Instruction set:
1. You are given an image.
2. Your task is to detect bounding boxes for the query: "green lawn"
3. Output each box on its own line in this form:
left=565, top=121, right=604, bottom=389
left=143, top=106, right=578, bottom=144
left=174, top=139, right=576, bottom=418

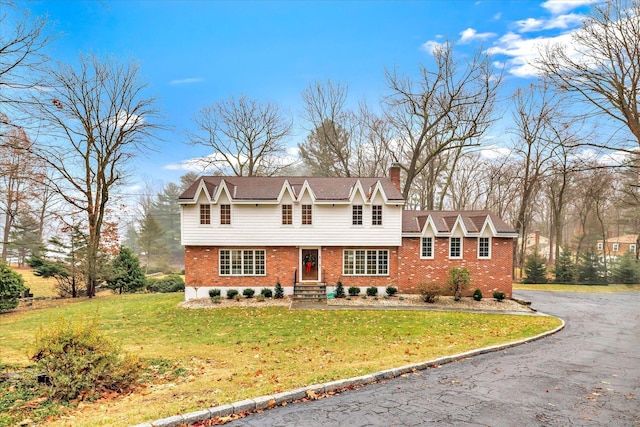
left=514, top=283, right=640, bottom=293
left=0, top=293, right=562, bottom=427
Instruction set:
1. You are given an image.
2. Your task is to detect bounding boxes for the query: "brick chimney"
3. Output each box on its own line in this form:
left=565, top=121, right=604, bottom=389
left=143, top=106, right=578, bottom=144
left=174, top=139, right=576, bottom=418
left=389, top=163, right=401, bottom=192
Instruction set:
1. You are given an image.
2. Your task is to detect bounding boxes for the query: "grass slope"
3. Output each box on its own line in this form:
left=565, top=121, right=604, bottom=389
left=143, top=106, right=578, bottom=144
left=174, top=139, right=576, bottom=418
left=0, top=293, right=561, bottom=426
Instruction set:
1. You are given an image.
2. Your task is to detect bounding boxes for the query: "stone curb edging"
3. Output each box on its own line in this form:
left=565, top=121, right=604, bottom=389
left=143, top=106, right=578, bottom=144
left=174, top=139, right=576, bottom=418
left=132, top=315, right=565, bottom=427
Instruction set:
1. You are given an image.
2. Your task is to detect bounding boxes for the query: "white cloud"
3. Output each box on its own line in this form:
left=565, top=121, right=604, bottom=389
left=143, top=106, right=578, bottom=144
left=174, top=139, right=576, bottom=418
left=541, top=0, right=598, bottom=15
left=169, top=77, right=204, bottom=85
left=516, top=13, right=584, bottom=32
left=459, top=28, right=497, bottom=44
left=480, top=145, right=511, bottom=159
left=421, top=40, right=446, bottom=55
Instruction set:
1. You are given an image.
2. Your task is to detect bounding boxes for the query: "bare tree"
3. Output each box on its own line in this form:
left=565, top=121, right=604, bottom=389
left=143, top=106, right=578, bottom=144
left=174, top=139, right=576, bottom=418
left=537, top=0, right=640, bottom=152
left=31, top=54, right=162, bottom=297
left=190, top=96, right=292, bottom=177
left=383, top=42, right=501, bottom=200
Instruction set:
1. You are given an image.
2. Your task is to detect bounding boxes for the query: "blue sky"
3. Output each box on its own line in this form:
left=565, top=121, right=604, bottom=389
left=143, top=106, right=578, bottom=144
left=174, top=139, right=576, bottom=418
left=22, top=0, right=598, bottom=188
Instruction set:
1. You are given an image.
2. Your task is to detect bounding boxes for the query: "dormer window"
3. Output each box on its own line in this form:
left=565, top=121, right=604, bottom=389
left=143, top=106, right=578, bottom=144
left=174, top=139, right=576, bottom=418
left=372, top=205, right=382, bottom=226
left=199, top=204, right=211, bottom=225
left=282, top=204, right=292, bottom=225
left=352, top=205, right=363, bottom=225
left=220, top=204, right=231, bottom=225
left=302, top=205, right=312, bottom=225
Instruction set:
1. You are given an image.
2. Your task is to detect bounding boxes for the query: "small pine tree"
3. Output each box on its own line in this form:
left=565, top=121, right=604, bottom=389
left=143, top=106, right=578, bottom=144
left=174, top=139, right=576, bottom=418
left=576, top=249, right=606, bottom=284
left=446, top=266, right=471, bottom=300
left=0, top=262, right=26, bottom=312
left=612, top=251, right=640, bottom=284
left=274, top=281, right=284, bottom=299
left=334, top=281, right=345, bottom=298
left=106, top=246, right=147, bottom=294
left=553, top=247, right=575, bottom=284
left=523, top=249, right=548, bottom=284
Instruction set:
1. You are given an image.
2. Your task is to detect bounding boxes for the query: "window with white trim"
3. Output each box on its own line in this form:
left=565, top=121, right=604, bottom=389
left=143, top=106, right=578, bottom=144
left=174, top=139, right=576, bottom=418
left=421, top=237, right=433, bottom=258
left=613, top=243, right=619, bottom=252
left=199, top=204, right=211, bottom=225
left=302, top=204, right=312, bottom=225
left=449, top=237, right=462, bottom=258
left=372, top=205, right=383, bottom=226
left=219, top=249, right=265, bottom=276
left=352, top=205, right=363, bottom=225
left=282, top=204, right=292, bottom=225
left=220, top=204, right=231, bottom=225
left=343, top=249, right=388, bottom=275
left=478, top=237, right=491, bottom=259
left=630, top=244, right=637, bottom=253
left=597, top=242, right=603, bottom=250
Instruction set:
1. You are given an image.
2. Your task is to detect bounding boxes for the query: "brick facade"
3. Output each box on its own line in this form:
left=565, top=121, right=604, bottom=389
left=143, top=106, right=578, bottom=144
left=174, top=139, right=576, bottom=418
left=184, top=237, right=514, bottom=298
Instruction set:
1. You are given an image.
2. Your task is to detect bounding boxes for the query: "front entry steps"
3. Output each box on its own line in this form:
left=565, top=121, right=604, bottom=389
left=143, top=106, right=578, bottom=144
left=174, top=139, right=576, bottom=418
left=291, top=283, right=326, bottom=309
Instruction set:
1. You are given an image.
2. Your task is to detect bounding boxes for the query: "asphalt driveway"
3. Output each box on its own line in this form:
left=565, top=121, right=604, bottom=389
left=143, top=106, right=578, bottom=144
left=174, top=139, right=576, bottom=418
left=229, top=291, right=640, bottom=426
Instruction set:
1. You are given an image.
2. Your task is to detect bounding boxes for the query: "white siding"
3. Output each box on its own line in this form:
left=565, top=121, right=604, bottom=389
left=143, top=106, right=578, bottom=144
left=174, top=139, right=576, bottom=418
left=181, top=198, right=403, bottom=247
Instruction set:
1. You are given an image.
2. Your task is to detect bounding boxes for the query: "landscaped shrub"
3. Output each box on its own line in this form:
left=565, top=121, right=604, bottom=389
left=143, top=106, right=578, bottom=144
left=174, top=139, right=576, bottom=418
left=243, top=288, right=255, bottom=298
left=211, top=296, right=222, bottom=304
left=366, top=286, right=378, bottom=297
left=146, top=275, right=185, bottom=293
left=348, top=286, right=361, bottom=296
left=32, top=317, right=141, bottom=401
left=493, top=291, right=505, bottom=302
left=234, top=293, right=242, bottom=301
left=226, top=289, right=239, bottom=299
left=446, top=266, right=471, bottom=301
left=418, top=282, right=442, bottom=303
left=256, top=294, right=265, bottom=302
left=274, top=282, right=284, bottom=299
left=523, top=249, right=548, bottom=284
left=0, top=262, right=25, bottom=313
left=260, top=288, right=273, bottom=298
left=473, top=289, right=483, bottom=301
left=105, top=246, right=146, bottom=294
left=385, top=286, right=398, bottom=297
left=335, top=281, right=346, bottom=298
left=209, top=289, right=221, bottom=298
left=576, top=249, right=607, bottom=284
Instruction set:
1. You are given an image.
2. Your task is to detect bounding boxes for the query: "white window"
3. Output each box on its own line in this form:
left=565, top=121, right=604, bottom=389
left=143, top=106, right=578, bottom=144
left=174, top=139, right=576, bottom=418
left=630, top=244, right=637, bottom=253
left=613, top=243, right=619, bottom=252
left=597, top=242, right=603, bottom=250
left=372, top=205, right=383, bottom=226
left=282, top=204, right=292, bottom=225
left=302, top=205, right=312, bottom=225
left=421, top=237, right=433, bottom=259
left=478, top=237, right=491, bottom=259
left=449, top=237, right=462, bottom=259
left=199, top=204, right=211, bottom=225
left=220, top=204, right=231, bottom=225
left=352, top=205, right=363, bottom=225
left=343, top=249, right=388, bottom=276
left=219, top=249, right=265, bottom=276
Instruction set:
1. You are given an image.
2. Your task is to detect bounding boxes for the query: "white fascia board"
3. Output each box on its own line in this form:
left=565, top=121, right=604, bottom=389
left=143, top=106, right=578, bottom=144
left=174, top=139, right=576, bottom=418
left=349, top=180, right=368, bottom=204
left=212, top=179, right=232, bottom=204
left=297, top=180, right=316, bottom=202
left=177, top=179, right=213, bottom=205
left=277, top=180, right=297, bottom=202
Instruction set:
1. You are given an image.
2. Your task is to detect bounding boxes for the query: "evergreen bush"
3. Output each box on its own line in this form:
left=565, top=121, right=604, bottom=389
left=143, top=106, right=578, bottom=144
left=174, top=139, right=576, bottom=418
left=366, top=286, right=378, bottom=297
left=612, top=251, right=640, bottom=284
left=209, top=288, right=221, bottom=298
left=0, top=262, right=25, bottom=312
left=553, top=248, right=575, bottom=283
left=226, top=289, right=239, bottom=299
left=242, top=288, right=255, bottom=298
left=348, top=286, right=360, bottom=296
left=385, top=286, right=398, bottom=297
left=274, top=282, right=284, bottom=299
left=493, top=291, right=505, bottom=302
left=260, top=288, right=273, bottom=298
left=146, top=275, right=185, bottom=293
left=473, top=289, right=482, bottom=301
left=334, top=281, right=346, bottom=298
left=523, top=249, right=548, bottom=284
left=446, top=266, right=471, bottom=301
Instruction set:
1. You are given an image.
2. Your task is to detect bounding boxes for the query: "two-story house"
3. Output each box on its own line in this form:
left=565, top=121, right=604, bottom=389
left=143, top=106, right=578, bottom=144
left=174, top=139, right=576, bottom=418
left=178, top=165, right=518, bottom=301
left=596, top=234, right=639, bottom=260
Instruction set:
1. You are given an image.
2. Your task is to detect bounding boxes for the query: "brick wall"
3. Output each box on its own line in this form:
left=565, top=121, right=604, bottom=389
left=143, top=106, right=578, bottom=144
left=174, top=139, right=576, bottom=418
left=184, top=238, right=514, bottom=299
left=397, top=237, right=514, bottom=297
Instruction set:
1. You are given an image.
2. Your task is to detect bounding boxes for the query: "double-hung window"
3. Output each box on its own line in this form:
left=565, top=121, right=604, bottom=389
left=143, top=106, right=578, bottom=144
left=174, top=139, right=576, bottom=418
left=282, top=204, right=292, bottom=225
left=449, top=237, right=462, bottom=259
left=302, top=205, right=312, bottom=225
left=352, top=205, right=363, bottom=225
left=220, top=204, right=231, bottom=225
left=478, top=237, right=491, bottom=259
left=421, top=237, right=433, bottom=258
left=613, top=243, right=619, bottom=252
left=219, top=249, right=265, bottom=276
left=343, top=249, right=388, bottom=275
left=372, top=205, right=382, bottom=226
left=199, top=204, right=211, bottom=225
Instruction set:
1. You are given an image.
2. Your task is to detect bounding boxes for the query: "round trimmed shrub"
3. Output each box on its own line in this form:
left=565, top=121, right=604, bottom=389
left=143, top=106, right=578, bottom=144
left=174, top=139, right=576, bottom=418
left=242, top=288, right=255, bottom=298
left=385, top=286, right=398, bottom=297
left=366, top=286, right=378, bottom=297
left=260, top=288, right=273, bottom=298
left=473, top=289, right=483, bottom=301
left=348, top=286, right=361, bottom=296
left=226, top=289, right=239, bottom=299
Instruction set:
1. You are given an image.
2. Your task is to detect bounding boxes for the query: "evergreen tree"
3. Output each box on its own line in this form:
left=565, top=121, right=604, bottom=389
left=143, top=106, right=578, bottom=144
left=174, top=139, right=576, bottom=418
left=0, top=261, right=26, bottom=312
left=274, top=281, right=284, bottom=299
left=8, top=212, right=42, bottom=267
left=576, top=249, right=606, bottom=284
left=612, top=251, right=640, bottom=284
left=137, top=213, right=168, bottom=273
left=553, top=247, right=575, bottom=284
left=105, top=246, right=147, bottom=294
left=150, top=182, right=183, bottom=265
left=523, top=249, right=548, bottom=284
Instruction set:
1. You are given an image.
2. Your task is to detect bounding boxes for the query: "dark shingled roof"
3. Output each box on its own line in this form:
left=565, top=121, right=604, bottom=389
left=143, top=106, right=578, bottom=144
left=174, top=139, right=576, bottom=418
left=178, top=176, right=404, bottom=203
left=402, top=210, right=516, bottom=236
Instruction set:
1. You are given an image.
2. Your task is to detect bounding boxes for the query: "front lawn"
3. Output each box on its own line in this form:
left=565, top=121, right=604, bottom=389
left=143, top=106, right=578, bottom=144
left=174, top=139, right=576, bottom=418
left=0, top=293, right=561, bottom=426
